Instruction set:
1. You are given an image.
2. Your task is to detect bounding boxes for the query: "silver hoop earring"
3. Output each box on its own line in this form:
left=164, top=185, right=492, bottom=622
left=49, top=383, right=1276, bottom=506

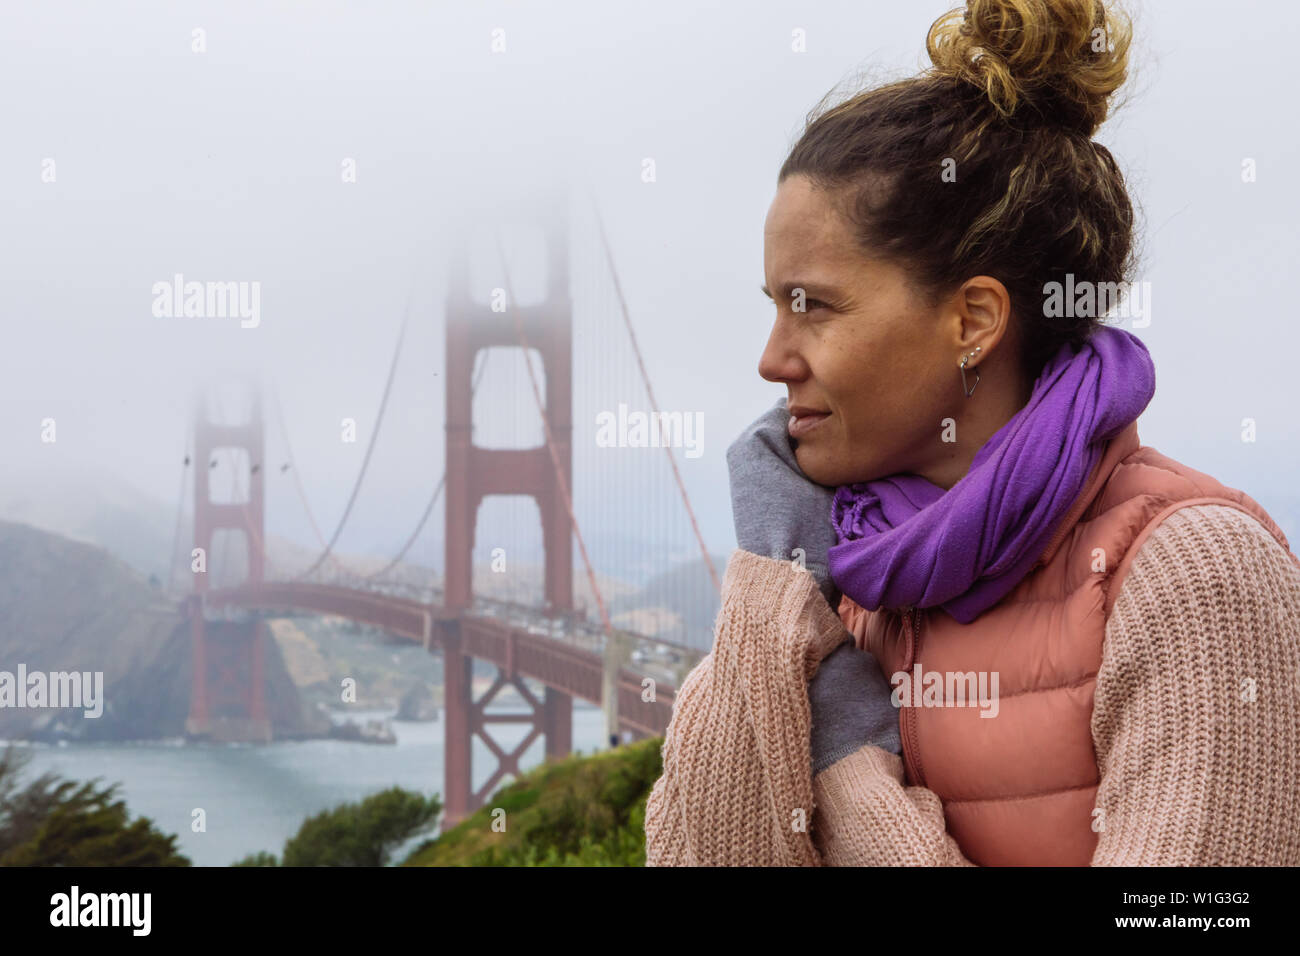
left=960, top=347, right=982, bottom=397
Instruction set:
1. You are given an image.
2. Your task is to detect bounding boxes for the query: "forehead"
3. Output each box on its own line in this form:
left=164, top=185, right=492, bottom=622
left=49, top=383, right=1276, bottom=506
left=764, top=176, right=861, bottom=272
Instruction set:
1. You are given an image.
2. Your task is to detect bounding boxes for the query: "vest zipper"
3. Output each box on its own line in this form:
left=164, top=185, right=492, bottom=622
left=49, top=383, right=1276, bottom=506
left=900, top=606, right=926, bottom=787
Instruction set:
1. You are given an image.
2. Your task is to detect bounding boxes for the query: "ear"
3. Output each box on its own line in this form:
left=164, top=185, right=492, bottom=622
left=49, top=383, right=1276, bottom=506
left=953, top=275, right=1012, bottom=361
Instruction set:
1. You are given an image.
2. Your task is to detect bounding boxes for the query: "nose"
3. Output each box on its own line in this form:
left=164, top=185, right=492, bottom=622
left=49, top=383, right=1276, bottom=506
left=757, top=313, right=806, bottom=384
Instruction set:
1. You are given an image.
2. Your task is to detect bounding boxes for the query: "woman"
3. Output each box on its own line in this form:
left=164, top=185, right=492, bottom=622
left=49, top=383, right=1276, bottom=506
left=644, top=0, right=1300, bottom=866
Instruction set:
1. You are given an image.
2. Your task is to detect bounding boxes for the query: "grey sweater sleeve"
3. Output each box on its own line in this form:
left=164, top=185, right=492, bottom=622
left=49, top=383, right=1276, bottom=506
left=809, top=639, right=903, bottom=774
left=726, top=397, right=841, bottom=608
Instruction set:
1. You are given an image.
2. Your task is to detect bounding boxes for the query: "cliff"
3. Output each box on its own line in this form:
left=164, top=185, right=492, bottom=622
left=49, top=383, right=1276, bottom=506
left=0, top=520, right=322, bottom=741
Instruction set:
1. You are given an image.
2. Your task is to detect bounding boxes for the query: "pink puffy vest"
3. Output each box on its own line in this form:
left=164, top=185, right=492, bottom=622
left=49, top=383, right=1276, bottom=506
left=837, top=420, right=1295, bottom=866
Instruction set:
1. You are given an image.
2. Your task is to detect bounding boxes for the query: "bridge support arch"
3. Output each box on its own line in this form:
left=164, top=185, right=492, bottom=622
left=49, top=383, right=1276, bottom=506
left=439, top=622, right=574, bottom=827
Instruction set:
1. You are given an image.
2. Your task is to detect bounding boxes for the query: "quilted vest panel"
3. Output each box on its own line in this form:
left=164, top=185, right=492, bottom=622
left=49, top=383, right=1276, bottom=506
left=836, top=420, right=1294, bottom=866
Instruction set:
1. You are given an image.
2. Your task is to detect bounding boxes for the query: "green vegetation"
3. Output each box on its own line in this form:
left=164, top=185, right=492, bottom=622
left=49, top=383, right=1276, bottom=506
left=402, top=735, right=663, bottom=867
left=0, top=734, right=667, bottom=868
left=0, top=745, right=188, bottom=866
left=231, top=786, right=441, bottom=866
left=230, top=850, right=278, bottom=867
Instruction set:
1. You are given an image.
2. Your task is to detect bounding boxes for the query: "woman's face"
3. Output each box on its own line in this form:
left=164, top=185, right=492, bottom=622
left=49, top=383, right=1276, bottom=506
left=759, top=174, right=966, bottom=488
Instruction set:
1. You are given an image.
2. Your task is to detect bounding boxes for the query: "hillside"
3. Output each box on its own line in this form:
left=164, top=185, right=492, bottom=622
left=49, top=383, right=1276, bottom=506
left=0, top=463, right=175, bottom=584
left=0, top=520, right=320, bottom=741
left=609, top=552, right=726, bottom=648
left=402, top=736, right=663, bottom=866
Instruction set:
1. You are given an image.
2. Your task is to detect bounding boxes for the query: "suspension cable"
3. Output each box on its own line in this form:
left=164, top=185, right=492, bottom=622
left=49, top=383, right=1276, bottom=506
left=362, top=348, right=491, bottom=583
left=496, top=233, right=613, bottom=635
left=166, top=423, right=192, bottom=594
left=295, top=296, right=411, bottom=580
left=586, top=187, right=722, bottom=594
left=268, top=384, right=360, bottom=580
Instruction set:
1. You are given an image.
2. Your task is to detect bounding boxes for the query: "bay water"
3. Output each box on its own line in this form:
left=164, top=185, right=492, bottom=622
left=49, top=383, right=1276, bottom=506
left=10, top=701, right=612, bottom=866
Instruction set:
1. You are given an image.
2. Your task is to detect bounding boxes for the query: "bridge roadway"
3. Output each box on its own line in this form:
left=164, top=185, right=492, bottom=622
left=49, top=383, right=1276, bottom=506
left=202, top=581, right=697, bottom=739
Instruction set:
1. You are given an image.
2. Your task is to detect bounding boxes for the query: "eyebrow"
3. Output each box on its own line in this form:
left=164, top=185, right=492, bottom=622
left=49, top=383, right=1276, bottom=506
left=759, top=281, right=842, bottom=301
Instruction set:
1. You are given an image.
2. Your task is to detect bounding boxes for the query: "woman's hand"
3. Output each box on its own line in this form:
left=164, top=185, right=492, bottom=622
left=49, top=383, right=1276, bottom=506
left=809, top=639, right=903, bottom=768
left=726, top=396, right=841, bottom=607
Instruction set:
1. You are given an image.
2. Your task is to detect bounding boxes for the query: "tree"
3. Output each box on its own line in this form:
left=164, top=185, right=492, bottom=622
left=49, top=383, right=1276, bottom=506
left=231, top=850, right=278, bottom=867
left=277, top=787, right=441, bottom=867
left=0, top=745, right=188, bottom=866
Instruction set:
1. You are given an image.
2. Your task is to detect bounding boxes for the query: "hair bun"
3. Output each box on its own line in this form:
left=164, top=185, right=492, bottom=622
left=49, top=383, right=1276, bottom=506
left=926, top=0, right=1132, bottom=136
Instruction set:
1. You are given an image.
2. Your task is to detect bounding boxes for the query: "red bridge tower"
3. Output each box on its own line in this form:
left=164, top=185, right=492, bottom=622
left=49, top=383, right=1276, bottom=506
left=187, top=383, right=272, bottom=743
left=441, top=192, right=576, bottom=824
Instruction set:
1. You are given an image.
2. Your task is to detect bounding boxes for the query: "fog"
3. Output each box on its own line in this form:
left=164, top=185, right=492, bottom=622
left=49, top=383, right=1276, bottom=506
left=3, top=0, right=1297, bottom=577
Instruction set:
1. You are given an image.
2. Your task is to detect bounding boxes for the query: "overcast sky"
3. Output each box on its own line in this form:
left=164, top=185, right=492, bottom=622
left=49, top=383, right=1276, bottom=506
left=2, top=0, right=1297, bottom=575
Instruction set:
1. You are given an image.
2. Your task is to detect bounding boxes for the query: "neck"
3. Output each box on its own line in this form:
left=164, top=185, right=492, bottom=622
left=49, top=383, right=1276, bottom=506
left=916, top=377, right=1034, bottom=491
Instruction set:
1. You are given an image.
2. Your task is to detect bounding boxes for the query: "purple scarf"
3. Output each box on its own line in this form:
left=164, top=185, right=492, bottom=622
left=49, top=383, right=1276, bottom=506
left=827, top=325, right=1156, bottom=624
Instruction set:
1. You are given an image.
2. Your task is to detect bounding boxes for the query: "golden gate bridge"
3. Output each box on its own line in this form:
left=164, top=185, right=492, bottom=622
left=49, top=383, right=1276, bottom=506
left=161, top=188, right=723, bottom=826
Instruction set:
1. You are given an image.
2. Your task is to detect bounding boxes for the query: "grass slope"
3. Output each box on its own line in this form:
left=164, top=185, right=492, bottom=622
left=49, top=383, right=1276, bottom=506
left=402, top=736, right=663, bottom=867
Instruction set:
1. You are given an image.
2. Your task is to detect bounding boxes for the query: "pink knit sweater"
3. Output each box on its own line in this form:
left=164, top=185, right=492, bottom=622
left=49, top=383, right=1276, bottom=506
left=643, top=504, right=1300, bottom=865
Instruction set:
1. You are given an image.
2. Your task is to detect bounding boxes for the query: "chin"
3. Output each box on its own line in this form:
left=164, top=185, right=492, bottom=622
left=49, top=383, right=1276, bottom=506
left=794, top=446, right=843, bottom=487
left=799, top=444, right=886, bottom=487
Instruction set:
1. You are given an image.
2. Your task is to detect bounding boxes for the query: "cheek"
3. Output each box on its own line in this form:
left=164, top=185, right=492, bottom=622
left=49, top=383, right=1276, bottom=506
left=823, top=326, right=913, bottom=425
left=822, top=329, right=949, bottom=473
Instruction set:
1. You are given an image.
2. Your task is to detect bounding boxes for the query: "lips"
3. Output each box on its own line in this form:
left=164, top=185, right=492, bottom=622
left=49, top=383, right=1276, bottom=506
left=787, top=405, right=831, bottom=439
left=787, top=404, right=829, bottom=419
